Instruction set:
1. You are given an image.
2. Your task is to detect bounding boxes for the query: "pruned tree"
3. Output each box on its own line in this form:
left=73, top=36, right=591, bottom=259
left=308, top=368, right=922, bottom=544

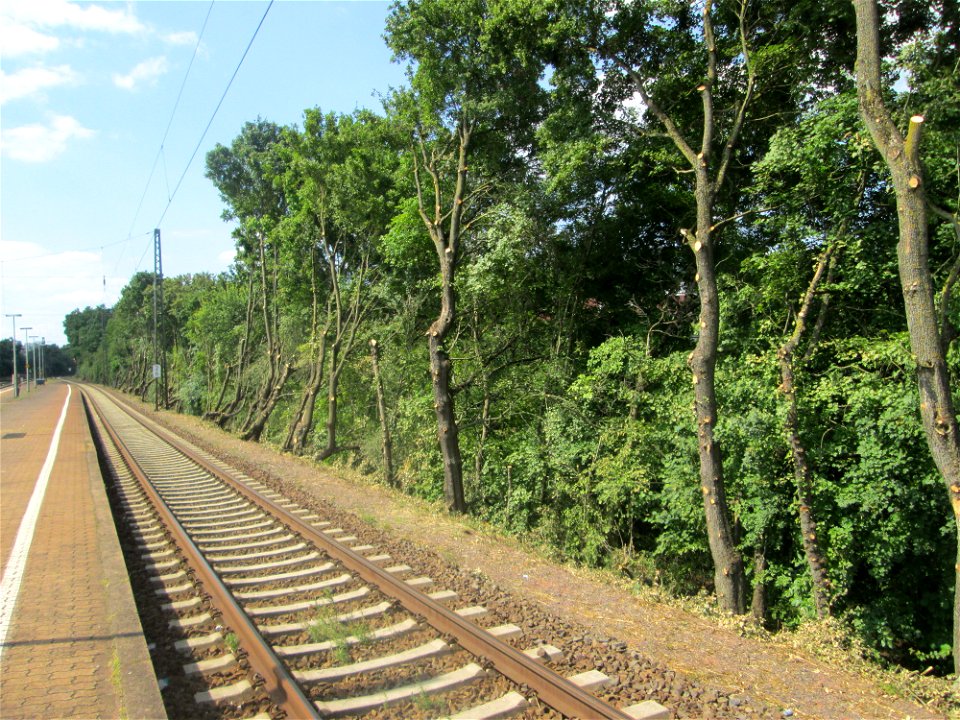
left=853, top=0, right=960, bottom=674
left=602, top=0, right=759, bottom=613
left=279, top=109, right=399, bottom=457
left=369, top=338, right=396, bottom=486
left=385, top=0, right=553, bottom=513
left=203, top=271, right=257, bottom=428
left=749, top=91, right=875, bottom=618
left=206, top=120, right=291, bottom=443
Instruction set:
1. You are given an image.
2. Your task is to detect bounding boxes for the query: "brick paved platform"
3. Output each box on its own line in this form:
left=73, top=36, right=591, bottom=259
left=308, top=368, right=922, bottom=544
left=0, top=380, right=167, bottom=719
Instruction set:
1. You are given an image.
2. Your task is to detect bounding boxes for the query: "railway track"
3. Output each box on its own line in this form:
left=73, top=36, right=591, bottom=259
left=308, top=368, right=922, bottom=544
left=81, top=384, right=670, bottom=719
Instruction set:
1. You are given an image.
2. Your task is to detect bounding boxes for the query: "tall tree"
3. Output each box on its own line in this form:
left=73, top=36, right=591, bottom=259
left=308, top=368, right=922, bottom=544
left=206, top=120, right=291, bottom=443
left=279, top=109, right=399, bottom=457
left=201, top=271, right=257, bottom=428
left=749, top=91, right=874, bottom=618
left=64, top=305, right=111, bottom=382
left=601, top=0, right=761, bottom=613
left=853, top=0, right=960, bottom=674
left=385, top=0, right=552, bottom=512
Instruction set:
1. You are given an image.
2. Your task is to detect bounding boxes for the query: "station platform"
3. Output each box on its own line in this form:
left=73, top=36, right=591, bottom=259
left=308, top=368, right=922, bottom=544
left=0, top=380, right=166, bottom=719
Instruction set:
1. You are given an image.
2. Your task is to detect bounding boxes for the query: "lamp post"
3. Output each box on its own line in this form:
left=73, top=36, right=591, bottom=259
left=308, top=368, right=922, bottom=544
left=4, top=313, right=21, bottom=397
left=40, top=337, right=45, bottom=382
left=20, top=326, right=32, bottom=392
left=28, top=336, right=39, bottom=389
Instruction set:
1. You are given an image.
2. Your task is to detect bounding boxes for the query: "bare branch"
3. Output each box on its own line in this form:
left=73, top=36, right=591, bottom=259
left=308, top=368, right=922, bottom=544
left=710, top=206, right=775, bottom=233
left=701, top=0, right=717, bottom=160
left=623, top=65, right=698, bottom=167
left=715, top=0, right=756, bottom=192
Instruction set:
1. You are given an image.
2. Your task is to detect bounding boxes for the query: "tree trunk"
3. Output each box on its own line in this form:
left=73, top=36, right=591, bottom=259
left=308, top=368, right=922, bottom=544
left=283, top=248, right=329, bottom=455
left=430, top=324, right=465, bottom=512
left=240, top=354, right=276, bottom=435
left=475, top=388, right=491, bottom=488
left=370, top=338, right=395, bottom=487
left=627, top=0, right=753, bottom=614
left=290, top=377, right=321, bottom=454
left=779, top=243, right=836, bottom=618
left=205, top=273, right=256, bottom=427
left=853, top=0, right=960, bottom=675
left=283, top=350, right=323, bottom=454
left=239, top=233, right=286, bottom=442
left=751, top=543, right=768, bottom=624
left=428, top=244, right=466, bottom=512
left=208, top=362, right=233, bottom=416
left=318, top=346, right=341, bottom=460
left=240, top=360, right=291, bottom=442
left=687, top=171, right=747, bottom=614
left=471, top=313, right=492, bottom=489
left=284, top=346, right=325, bottom=454
left=413, top=119, right=471, bottom=514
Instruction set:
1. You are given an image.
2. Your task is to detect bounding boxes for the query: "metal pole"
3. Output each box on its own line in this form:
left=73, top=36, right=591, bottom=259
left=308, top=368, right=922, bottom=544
left=21, top=326, right=32, bottom=392
left=29, top=336, right=38, bottom=388
left=153, top=228, right=164, bottom=411
left=5, top=313, right=21, bottom=397
left=40, top=337, right=45, bottom=381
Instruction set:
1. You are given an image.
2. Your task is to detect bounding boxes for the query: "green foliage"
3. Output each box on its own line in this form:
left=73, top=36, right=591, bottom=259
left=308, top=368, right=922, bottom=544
left=64, top=305, right=111, bottom=381
left=65, top=0, right=960, bottom=678
left=534, top=338, right=710, bottom=587
left=808, top=336, right=953, bottom=660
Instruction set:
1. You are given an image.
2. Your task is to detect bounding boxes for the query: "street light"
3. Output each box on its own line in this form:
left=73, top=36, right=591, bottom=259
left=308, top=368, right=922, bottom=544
left=28, top=336, right=39, bottom=389
left=4, top=313, right=21, bottom=397
left=20, top=327, right=31, bottom=392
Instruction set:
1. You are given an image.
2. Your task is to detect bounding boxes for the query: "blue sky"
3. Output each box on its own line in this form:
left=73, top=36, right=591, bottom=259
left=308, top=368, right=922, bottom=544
left=0, top=0, right=407, bottom=346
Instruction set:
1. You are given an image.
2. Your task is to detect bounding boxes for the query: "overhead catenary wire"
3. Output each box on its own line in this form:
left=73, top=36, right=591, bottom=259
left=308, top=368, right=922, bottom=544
left=125, top=0, right=215, bottom=243
left=154, top=0, right=275, bottom=229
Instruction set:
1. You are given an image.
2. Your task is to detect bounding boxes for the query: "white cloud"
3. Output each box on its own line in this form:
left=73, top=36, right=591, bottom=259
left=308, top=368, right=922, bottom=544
left=1, top=114, right=94, bottom=163
left=0, top=0, right=144, bottom=59
left=0, top=64, right=78, bottom=103
left=0, top=20, right=59, bottom=56
left=0, top=240, right=118, bottom=346
left=1, top=0, right=144, bottom=35
left=164, top=30, right=197, bottom=46
left=113, top=56, right=168, bottom=91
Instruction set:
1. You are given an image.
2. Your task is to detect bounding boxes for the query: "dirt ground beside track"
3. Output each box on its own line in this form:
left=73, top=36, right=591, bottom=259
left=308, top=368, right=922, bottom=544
left=122, top=392, right=950, bottom=720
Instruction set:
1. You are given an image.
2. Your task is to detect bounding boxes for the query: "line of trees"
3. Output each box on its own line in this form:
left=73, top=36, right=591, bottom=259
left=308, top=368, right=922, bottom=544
left=66, top=0, right=959, bottom=676
left=0, top=339, right=74, bottom=380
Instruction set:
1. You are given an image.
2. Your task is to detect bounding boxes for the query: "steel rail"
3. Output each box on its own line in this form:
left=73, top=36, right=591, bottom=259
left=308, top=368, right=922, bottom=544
left=101, top=388, right=632, bottom=720
left=81, top=388, right=320, bottom=720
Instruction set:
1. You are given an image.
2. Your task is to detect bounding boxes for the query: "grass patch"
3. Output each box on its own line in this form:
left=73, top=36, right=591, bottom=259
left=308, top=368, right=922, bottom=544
left=357, top=511, right=379, bottom=528
left=224, top=631, right=240, bottom=655
left=306, top=595, right=374, bottom=665
left=413, top=688, right=445, bottom=714
left=109, top=645, right=129, bottom=720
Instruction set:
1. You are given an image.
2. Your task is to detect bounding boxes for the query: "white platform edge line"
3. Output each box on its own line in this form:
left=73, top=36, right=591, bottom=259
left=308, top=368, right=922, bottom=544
left=0, top=384, right=73, bottom=662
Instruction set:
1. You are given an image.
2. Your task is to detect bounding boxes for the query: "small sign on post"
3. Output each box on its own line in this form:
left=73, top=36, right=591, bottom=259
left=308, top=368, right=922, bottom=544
left=152, top=364, right=161, bottom=379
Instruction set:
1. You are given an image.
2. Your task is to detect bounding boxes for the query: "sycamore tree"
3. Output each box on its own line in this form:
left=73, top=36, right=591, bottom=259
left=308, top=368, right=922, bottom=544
left=384, top=0, right=554, bottom=513
left=278, top=109, right=401, bottom=457
left=852, top=0, right=960, bottom=675
left=206, top=119, right=291, bottom=442
left=597, top=0, right=765, bottom=614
